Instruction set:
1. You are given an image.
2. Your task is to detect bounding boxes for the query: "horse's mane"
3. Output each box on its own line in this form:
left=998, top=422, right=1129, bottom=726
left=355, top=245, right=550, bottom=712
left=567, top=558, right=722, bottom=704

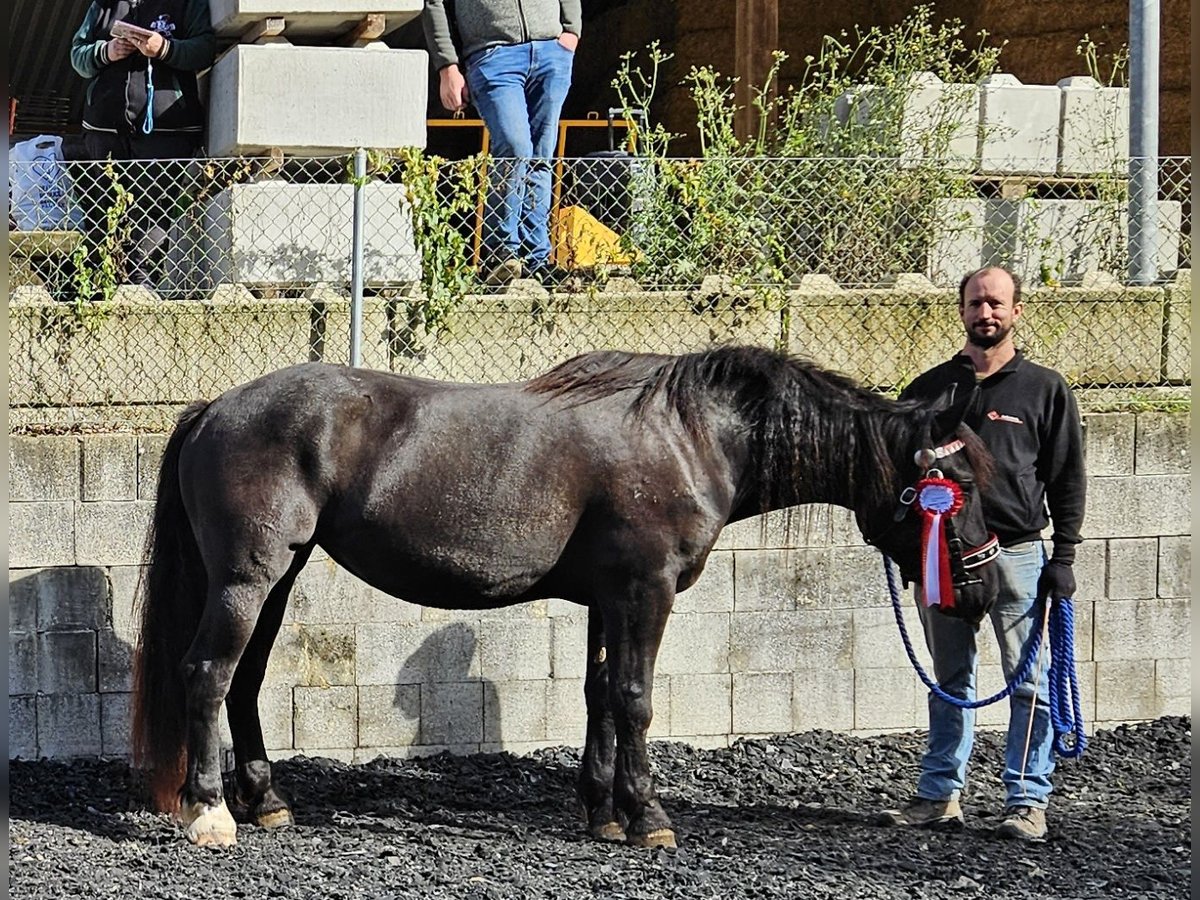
left=527, top=346, right=987, bottom=509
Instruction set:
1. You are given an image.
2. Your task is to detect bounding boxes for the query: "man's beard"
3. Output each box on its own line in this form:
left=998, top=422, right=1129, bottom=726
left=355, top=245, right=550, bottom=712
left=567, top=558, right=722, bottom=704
left=966, top=321, right=1012, bottom=348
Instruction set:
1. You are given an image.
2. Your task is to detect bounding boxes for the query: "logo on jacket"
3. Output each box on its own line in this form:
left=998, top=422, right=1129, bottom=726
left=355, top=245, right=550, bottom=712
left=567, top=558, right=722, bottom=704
left=150, top=14, right=176, bottom=35
left=986, top=410, right=1025, bottom=425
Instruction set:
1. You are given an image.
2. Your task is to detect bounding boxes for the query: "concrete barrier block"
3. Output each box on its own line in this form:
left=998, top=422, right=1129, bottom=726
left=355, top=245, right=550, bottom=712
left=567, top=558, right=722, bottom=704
left=732, top=672, right=792, bottom=734
left=669, top=673, right=732, bottom=736
left=1083, top=413, right=1135, bottom=476
left=10, top=631, right=37, bottom=695
left=733, top=549, right=829, bottom=611
left=10, top=436, right=78, bottom=501
left=1135, top=413, right=1190, bottom=475
left=420, top=681, right=483, bottom=745
left=81, top=435, right=138, bottom=501
left=10, top=502, right=75, bottom=568
left=675, top=551, right=734, bottom=614
left=550, top=616, right=586, bottom=680
left=99, top=628, right=134, bottom=693
left=1085, top=475, right=1190, bottom=538
left=1107, top=538, right=1159, bottom=600
left=1163, top=269, right=1190, bottom=381
left=206, top=45, right=427, bottom=157
left=208, top=1, right=422, bottom=38
left=37, top=694, right=102, bottom=758
left=137, top=435, right=167, bottom=500
left=109, top=566, right=142, bottom=635
left=792, top=668, right=854, bottom=732
left=1095, top=659, right=1163, bottom=721
left=485, top=680, right=548, bottom=744
left=978, top=74, right=1061, bottom=175
left=100, top=693, right=132, bottom=758
left=294, top=685, right=357, bottom=749
left=852, top=606, right=933, bottom=671
left=18, top=566, right=108, bottom=631
left=927, top=198, right=983, bottom=286
left=731, top=610, right=852, bottom=673
left=1057, top=77, right=1129, bottom=175
left=292, top=555, right=420, bottom=624
left=545, top=678, right=586, bottom=742
left=9, top=571, right=38, bottom=631
left=1157, top=536, right=1190, bottom=599
left=260, top=686, right=295, bottom=751
left=657, top=613, right=730, bottom=675
left=1155, top=657, right=1190, bottom=717
left=1073, top=540, right=1105, bottom=607
left=478, top=619, right=551, bottom=681
left=266, top=623, right=356, bottom=686
left=38, top=631, right=97, bottom=694
left=854, top=667, right=921, bottom=731
left=355, top=621, right=477, bottom=685
left=10, top=697, right=37, bottom=759
left=1093, top=599, right=1189, bottom=661
left=75, top=501, right=154, bottom=566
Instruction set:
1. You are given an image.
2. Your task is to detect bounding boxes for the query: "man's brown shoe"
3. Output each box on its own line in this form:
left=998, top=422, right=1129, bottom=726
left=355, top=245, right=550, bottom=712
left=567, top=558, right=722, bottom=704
left=879, top=797, right=964, bottom=829
left=997, top=805, right=1047, bottom=841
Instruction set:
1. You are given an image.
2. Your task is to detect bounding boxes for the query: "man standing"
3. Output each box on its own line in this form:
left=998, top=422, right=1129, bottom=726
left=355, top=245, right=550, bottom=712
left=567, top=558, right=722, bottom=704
left=882, top=265, right=1086, bottom=841
left=423, top=0, right=580, bottom=285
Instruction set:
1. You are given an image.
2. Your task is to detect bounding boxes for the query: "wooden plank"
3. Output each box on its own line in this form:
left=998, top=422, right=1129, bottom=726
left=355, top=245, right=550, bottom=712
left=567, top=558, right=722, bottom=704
left=241, top=16, right=287, bottom=44
left=338, top=14, right=386, bottom=47
left=734, top=0, right=778, bottom=142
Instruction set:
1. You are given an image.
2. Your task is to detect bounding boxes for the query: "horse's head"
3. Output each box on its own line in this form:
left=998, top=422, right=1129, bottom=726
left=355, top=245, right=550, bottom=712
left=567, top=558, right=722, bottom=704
left=859, top=406, right=1000, bottom=627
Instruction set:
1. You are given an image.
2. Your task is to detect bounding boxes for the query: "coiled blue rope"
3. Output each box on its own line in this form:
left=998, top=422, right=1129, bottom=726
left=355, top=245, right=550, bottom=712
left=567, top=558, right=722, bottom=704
left=143, top=60, right=155, bottom=134
left=883, top=555, right=1087, bottom=758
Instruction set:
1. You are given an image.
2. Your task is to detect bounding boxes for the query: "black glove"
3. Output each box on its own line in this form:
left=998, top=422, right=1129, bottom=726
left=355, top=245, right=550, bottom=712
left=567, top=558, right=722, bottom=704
left=1037, top=560, right=1076, bottom=602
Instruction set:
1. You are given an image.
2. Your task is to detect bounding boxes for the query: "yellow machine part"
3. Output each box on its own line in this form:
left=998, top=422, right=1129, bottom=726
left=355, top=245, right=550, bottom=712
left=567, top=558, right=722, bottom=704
left=551, top=205, right=636, bottom=269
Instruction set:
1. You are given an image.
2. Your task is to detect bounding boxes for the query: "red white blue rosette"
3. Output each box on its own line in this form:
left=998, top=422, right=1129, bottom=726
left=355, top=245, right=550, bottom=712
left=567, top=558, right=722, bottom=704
left=916, top=477, right=963, bottom=610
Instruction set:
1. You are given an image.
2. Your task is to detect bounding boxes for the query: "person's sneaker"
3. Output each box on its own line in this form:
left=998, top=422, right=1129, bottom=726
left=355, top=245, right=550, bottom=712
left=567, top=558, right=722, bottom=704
left=879, top=797, right=964, bottom=829
left=997, top=806, right=1047, bottom=841
left=484, top=258, right=523, bottom=286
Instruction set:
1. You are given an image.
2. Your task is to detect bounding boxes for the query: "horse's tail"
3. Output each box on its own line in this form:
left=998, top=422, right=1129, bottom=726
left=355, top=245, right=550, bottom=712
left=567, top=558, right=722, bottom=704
left=131, top=400, right=210, bottom=813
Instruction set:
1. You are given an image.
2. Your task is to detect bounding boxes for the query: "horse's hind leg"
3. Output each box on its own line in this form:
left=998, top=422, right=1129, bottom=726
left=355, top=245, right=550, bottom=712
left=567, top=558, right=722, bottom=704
left=579, top=609, right=624, bottom=842
left=226, top=544, right=313, bottom=830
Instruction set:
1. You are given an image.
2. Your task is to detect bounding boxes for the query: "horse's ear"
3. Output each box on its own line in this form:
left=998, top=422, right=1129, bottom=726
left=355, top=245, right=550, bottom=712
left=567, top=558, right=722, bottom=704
left=931, top=384, right=975, bottom=442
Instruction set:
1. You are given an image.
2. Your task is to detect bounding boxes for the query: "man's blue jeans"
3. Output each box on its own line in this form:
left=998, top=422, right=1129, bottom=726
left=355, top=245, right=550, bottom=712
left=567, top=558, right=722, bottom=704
left=915, top=542, right=1054, bottom=809
left=465, top=39, right=574, bottom=270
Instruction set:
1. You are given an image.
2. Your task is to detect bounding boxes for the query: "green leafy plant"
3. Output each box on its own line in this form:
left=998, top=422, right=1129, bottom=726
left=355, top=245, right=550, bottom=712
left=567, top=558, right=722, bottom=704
left=65, top=159, right=133, bottom=330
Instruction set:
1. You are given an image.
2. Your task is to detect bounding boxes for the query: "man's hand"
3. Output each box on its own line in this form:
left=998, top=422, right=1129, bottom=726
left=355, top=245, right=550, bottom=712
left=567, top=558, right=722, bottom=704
left=128, top=30, right=166, bottom=58
left=557, top=31, right=579, bottom=51
left=105, top=38, right=137, bottom=61
left=439, top=64, right=469, bottom=112
left=1037, top=560, right=1076, bottom=603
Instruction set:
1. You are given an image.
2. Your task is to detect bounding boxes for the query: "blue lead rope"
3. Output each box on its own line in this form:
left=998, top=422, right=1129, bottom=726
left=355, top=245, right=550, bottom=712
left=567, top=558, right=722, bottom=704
left=883, top=555, right=1087, bottom=758
left=143, top=60, right=155, bottom=134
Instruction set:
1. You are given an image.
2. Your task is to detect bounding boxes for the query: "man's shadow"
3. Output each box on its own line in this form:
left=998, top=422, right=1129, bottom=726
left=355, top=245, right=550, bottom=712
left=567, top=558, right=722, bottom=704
left=393, top=622, right=502, bottom=747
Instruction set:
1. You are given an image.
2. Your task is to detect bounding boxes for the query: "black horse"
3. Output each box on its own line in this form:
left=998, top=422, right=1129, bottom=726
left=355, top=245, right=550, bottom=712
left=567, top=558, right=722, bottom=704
left=131, top=345, right=999, bottom=848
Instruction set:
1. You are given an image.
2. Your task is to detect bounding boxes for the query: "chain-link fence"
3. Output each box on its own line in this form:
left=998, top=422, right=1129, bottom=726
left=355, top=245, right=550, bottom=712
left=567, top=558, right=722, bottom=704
left=9, top=153, right=1191, bottom=432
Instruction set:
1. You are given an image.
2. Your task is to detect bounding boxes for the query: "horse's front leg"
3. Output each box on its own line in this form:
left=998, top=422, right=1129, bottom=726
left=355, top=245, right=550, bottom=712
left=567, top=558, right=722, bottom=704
left=600, top=578, right=676, bottom=848
left=579, top=608, right=623, bottom=841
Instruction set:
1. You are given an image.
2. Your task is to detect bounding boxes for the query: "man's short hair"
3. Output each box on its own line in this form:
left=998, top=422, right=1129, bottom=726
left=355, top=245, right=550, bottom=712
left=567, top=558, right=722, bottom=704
left=958, top=265, right=1022, bottom=306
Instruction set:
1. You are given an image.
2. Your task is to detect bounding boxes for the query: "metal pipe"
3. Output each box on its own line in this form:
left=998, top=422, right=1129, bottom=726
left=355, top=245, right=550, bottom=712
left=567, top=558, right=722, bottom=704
left=1128, top=0, right=1160, bottom=285
left=349, top=147, right=367, bottom=366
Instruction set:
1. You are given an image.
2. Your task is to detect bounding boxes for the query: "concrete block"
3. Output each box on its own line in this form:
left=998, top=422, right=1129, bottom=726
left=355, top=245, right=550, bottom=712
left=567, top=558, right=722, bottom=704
left=10, top=435, right=78, bottom=501
left=1164, top=269, right=1190, bottom=380
left=356, top=621, right=479, bottom=685
left=1093, top=599, right=1189, bottom=661
left=852, top=606, right=933, bottom=671
left=716, top=506, right=859, bottom=551
left=8, top=570, right=38, bottom=630
left=1072, top=541, right=1106, bottom=608
left=13, top=566, right=107, bottom=630
left=656, top=613, right=730, bottom=675
left=478, top=618, right=551, bottom=681
left=545, top=598, right=586, bottom=619
left=1156, top=536, right=1190, bottom=599
left=260, top=686, right=295, bottom=750
left=732, top=672, right=792, bottom=734
left=137, top=435, right=167, bottom=500
left=206, top=45, right=427, bottom=157
left=545, top=678, right=587, bottom=743
left=292, top=555, right=420, bottom=624
left=1135, top=413, right=1189, bottom=475
left=1155, top=657, right=1190, bottom=717
left=1095, top=659, right=1163, bottom=721
left=1083, top=413, right=1135, bottom=476
left=100, top=693, right=132, bottom=758
left=109, top=566, right=142, bottom=635
left=550, top=616, right=586, bottom=680
left=927, top=198, right=983, bottom=286
left=1107, top=538, right=1159, bottom=600
left=99, top=628, right=134, bottom=693
left=37, top=694, right=102, bottom=758
left=854, top=667, right=921, bottom=731
left=420, top=681, right=483, bottom=745
left=265, top=623, right=356, bottom=687
left=294, top=685, right=357, bottom=749
left=1057, top=77, right=1130, bottom=175
left=730, top=610, right=852, bottom=673
left=669, top=673, right=731, bottom=736
left=37, top=631, right=97, bottom=694
left=485, top=680, right=547, bottom=744
left=1085, top=476, right=1190, bottom=538
left=792, top=668, right=854, bottom=732
left=75, top=501, right=154, bottom=565
left=10, top=631, right=37, bottom=695
left=733, top=549, right=830, bottom=611
left=208, top=1, right=422, bottom=38
left=81, top=435, right=138, bottom=501
left=647, top=676, right=672, bottom=738
left=978, top=74, right=1061, bottom=175
left=358, top=683, right=419, bottom=748
left=10, top=697, right=37, bottom=759
left=675, top=551, right=734, bottom=614
left=10, top=502, right=75, bottom=568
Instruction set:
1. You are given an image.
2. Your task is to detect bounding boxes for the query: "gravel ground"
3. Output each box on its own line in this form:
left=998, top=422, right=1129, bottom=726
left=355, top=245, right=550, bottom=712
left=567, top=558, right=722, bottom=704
left=11, top=716, right=1189, bottom=900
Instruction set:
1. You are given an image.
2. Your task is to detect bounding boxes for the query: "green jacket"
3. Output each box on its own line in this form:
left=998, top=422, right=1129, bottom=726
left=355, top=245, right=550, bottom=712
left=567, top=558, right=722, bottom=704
left=422, top=0, right=582, bottom=71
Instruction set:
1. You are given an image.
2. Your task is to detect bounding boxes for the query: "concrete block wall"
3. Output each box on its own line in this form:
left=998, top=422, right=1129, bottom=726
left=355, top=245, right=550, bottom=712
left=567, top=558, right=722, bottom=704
left=8, top=412, right=1190, bottom=761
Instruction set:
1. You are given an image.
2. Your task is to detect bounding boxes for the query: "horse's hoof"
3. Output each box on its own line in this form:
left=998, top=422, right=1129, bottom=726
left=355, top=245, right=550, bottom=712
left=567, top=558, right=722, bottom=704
left=626, top=827, right=676, bottom=849
left=256, top=808, right=295, bottom=830
left=589, top=821, right=626, bottom=843
left=180, top=799, right=238, bottom=847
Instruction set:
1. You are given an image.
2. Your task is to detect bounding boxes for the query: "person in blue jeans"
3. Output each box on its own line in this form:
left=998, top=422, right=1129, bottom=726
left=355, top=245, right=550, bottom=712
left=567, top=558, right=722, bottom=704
left=423, top=0, right=579, bottom=285
left=883, top=266, right=1086, bottom=841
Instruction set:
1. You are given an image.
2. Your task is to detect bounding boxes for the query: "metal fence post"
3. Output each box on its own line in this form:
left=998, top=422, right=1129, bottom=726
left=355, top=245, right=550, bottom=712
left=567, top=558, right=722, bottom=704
left=1128, top=0, right=1160, bottom=285
left=349, top=147, right=367, bottom=366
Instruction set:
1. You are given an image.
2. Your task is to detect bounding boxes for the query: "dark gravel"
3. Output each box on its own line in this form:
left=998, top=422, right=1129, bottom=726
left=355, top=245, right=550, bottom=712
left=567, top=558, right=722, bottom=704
left=11, top=716, right=1190, bottom=900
